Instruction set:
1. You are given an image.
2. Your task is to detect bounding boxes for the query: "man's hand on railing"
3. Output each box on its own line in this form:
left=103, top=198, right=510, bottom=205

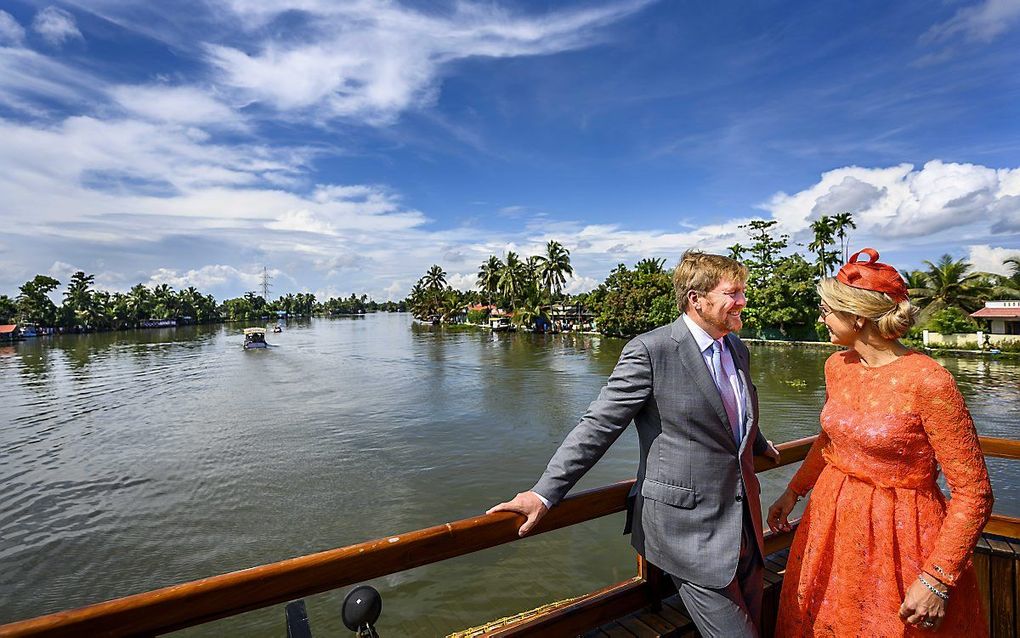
left=486, top=491, right=549, bottom=537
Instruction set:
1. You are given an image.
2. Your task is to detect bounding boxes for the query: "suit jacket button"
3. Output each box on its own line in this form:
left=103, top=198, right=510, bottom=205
left=735, top=495, right=743, bottom=502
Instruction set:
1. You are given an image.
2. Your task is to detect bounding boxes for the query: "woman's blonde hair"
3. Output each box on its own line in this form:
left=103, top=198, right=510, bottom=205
left=818, top=277, right=917, bottom=339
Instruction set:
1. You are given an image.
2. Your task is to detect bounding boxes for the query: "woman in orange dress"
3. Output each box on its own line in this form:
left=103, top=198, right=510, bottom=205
left=767, top=248, right=993, bottom=637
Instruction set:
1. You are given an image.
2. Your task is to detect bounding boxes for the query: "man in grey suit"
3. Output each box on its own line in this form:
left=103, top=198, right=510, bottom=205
left=488, top=250, right=779, bottom=638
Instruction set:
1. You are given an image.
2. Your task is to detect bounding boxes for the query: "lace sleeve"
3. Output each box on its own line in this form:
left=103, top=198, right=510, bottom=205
left=918, top=368, right=994, bottom=585
left=788, top=429, right=830, bottom=497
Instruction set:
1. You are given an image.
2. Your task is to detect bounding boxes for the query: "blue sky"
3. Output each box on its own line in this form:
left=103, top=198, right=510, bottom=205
left=0, top=0, right=1018, bottom=301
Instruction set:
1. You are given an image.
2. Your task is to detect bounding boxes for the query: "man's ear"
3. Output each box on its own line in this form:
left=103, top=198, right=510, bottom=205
left=687, top=290, right=699, bottom=309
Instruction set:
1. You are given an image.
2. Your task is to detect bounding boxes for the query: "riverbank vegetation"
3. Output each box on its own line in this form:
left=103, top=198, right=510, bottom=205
left=0, top=274, right=402, bottom=332
left=408, top=213, right=1020, bottom=341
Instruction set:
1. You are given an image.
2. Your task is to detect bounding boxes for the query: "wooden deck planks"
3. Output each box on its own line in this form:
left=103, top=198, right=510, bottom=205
left=975, top=536, right=993, bottom=630
left=586, top=536, right=1020, bottom=638
left=986, top=536, right=1016, bottom=638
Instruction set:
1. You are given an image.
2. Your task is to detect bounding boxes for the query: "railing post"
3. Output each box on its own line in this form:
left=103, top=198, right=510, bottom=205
left=636, top=554, right=664, bottom=611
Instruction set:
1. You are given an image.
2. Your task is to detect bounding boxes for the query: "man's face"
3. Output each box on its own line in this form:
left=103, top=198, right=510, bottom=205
left=695, top=278, right=747, bottom=337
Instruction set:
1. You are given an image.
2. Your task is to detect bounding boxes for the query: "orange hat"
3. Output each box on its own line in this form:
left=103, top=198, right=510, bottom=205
left=836, top=248, right=909, bottom=302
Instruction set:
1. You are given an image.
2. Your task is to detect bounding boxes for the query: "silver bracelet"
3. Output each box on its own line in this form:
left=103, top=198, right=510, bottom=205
left=918, top=574, right=949, bottom=601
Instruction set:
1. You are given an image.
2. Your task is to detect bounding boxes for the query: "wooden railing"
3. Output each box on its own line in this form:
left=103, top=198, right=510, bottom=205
left=1, top=436, right=1017, bottom=637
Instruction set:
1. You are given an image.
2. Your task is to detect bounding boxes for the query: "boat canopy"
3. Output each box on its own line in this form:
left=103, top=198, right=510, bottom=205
left=243, top=328, right=267, bottom=335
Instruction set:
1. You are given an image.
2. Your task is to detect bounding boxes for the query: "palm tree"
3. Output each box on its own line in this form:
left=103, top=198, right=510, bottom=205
left=498, top=252, right=526, bottom=308
left=512, top=290, right=550, bottom=332
left=901, top=270, right=928, bottom=296
left=151, top=283, right=176, bottom=319
left=830, top=212, right=857, bottom=263
left=63, top=271, right=97, bottom=329
left=913, top=254, right=990, bottom=324
left=1006, top=257, right=1020, bottom=277
left=127, top=284, right=152, bottom=325
left=538, top=240, right=573, bottom=300
left=635, top=258, right=666, bottom=276
left=989, top=256, right=1020, bottom=298
left=477, top=256, right=503, bottom=305
left=808, top=216, right=839, bottom=277
left=525, top=255, right=545, bottom=292
left=439, top=288, right=463, bottom=323
left=423, top=265, right=447, bottom=291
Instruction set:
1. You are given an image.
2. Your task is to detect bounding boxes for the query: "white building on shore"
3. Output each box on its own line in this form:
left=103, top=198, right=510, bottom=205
left=971, top=300, right=1020, bottom=336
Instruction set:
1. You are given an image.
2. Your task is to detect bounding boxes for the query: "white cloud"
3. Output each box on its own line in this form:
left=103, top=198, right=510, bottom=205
left=762, top=161, right=1020, bottom=240
left=967, top=245, right=1020, bottom=276
left=446, top=272, right=478, bottom=291
left=47, top=260, right=79, bottom=282
left=0, top=47, right=104, bottom=115
left=205, top=1, right=653, bottom=124
left=110, top=85, right=240, bottom=126
left=0, top=10, right=26, bottom=46
left=146, top=265, right=269, bottom=291
left=32, top=6, right=83, bottom=47
left=564, top=274, right=601, bottom=294
left=923, top=0, right=1020, bottom=43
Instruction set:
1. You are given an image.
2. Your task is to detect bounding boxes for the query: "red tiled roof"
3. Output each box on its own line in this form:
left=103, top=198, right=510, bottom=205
left=971, top=308, right=1020, bottom=319
left=0, top=325, right=17, bottom=334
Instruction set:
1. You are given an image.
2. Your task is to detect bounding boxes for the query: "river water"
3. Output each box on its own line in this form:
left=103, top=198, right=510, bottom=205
left=1, top=313, right=1017, bottom=636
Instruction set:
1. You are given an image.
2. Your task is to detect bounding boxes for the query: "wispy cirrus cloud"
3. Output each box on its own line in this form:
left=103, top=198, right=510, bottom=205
left=202, top=0, right=654, bottom=124
left=923, top=0, right=1020, bottom=44
left=109, top=85, right=241, bottom=127
left=32, top=6, right=83, bottom=47
left=0, top=10, right=26, bottom=46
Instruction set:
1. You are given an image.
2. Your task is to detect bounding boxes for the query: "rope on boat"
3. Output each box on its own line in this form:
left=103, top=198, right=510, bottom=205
left=446, top=594, right=584, bottom=637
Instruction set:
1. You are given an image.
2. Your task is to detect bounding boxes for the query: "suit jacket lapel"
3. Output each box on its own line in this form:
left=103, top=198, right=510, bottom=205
left=670, top=318, right=737, bottom=452
left=725, top=333, right=759, bottom=453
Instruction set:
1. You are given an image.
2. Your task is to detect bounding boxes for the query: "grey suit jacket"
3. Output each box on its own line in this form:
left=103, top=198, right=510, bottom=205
left=532, top=316, right=768, bottom=588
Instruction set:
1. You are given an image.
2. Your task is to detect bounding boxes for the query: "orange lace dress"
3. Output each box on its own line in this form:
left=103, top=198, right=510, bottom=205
left=776, top=350, right=993, bottom=637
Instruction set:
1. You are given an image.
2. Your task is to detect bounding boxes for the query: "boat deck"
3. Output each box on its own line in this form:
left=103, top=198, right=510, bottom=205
left=581, top=548, right=791, bottom=638
left=593, top=536, right=1015, bottom=638
left=1, top=436, right=1015, bottom=638
left=468, top=533, right=1015, bottom=637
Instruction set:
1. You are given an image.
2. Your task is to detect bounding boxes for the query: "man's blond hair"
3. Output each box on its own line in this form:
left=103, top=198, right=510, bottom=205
left=673, top=250, right=748, bottom=313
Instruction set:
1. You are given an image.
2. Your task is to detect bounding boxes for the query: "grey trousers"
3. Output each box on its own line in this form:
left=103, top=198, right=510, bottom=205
left=670, top=507, right=764, bottom=638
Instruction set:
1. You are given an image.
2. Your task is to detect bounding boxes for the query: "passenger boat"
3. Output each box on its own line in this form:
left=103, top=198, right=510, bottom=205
left=242, top=327, right=268, bottom=349
left=0, top=435, right=1016, bottom=638
left=273, top=324, right=283, bottom=333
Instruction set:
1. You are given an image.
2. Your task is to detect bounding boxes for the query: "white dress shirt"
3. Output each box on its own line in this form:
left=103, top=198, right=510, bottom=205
left=681, top=313, right=747, bottom=437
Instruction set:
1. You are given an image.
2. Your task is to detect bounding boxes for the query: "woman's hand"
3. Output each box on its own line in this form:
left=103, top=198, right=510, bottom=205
left=766, top=487, right=799, bottom=532
left=898, top=576, right=947, bottom=631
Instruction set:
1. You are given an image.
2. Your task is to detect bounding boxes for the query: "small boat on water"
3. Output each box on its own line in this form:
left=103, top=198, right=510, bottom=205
left=273, top=324, right=283, bottom=333
left=243, top=327, right=268, bottom=349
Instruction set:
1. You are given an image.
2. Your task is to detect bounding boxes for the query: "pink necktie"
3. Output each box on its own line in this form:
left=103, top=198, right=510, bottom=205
left=710, top=341, right=741, bottom=444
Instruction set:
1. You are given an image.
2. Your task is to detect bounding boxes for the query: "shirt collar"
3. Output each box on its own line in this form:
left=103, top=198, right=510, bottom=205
left=682, top=313, right=723, bottom=354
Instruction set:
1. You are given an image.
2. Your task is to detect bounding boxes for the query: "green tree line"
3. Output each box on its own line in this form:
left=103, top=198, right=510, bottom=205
left=405, top=214, right=1020, bottom=338
left=0, top=272, right=403, bottom=330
